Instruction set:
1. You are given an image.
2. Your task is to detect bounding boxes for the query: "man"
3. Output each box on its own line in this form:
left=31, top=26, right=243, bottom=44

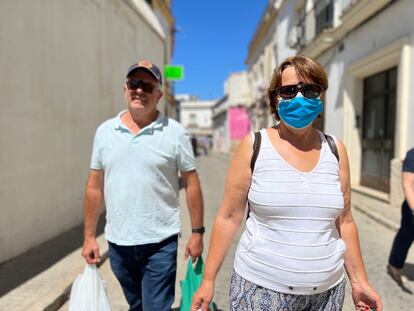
left=81, top=60, right=204, bottom=311
left=388, top=147, right=414, bottom=289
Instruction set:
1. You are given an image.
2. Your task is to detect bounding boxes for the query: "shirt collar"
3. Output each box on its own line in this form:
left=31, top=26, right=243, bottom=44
left=113, top=110, right=128, bottom=131
left=113, top=110, right=166, bottom=132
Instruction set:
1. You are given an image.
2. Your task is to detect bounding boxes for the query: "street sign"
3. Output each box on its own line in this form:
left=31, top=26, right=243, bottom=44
left=165, top=65, right=184, bottom=81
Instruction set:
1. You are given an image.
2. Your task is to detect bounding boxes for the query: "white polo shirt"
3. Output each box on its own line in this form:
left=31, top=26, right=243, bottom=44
left=90, top=110, right=196, bottom=245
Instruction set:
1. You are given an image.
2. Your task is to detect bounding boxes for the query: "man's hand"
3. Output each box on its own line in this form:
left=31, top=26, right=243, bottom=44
left=81, top=237, right=101, bottom=264
left=82, top=169, right=104, bottom=264
left=185, top=233, right=203, bottom=263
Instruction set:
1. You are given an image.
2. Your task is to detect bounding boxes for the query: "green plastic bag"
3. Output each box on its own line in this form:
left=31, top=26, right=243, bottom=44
left=179, top=257, right=215, bottom=311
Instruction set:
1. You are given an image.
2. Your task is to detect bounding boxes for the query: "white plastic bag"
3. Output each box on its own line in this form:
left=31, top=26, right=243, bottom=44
left=69, top=264, right=111, bottom=311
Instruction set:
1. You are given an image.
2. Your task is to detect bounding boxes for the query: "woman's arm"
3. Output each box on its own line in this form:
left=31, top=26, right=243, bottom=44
left=335, top=139, right=383, bottom=311
left=191, top=134, right=254, bottom=311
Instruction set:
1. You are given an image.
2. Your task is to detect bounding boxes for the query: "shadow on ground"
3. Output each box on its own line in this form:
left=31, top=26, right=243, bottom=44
left=386, top=261, right=414, bottom=294
left=404, top=262, right=414, bottom=281
left=0, top=214, right=105, bottom=297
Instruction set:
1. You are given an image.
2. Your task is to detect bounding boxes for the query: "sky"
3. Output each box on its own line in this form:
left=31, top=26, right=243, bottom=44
left=172, top=1, right=268, bottom=100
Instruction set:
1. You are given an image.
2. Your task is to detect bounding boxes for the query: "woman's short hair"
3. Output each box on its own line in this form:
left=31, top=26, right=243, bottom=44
left=268, top=55, right=328, bottom=119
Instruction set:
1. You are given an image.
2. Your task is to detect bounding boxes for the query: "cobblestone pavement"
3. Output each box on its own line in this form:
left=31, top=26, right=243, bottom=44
left=59, top=154, right=413, bottom=310
left=342, top=207, right=414, bottom=311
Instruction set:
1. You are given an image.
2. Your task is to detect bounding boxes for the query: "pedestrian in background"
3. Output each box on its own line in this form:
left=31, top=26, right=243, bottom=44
left=191, top=55, right=382, bottom=311
left=388, top=147, right=414, bottom=288
left=191, top=135, right=199, bottom=157
left=81, top=60, right=205, bottom=311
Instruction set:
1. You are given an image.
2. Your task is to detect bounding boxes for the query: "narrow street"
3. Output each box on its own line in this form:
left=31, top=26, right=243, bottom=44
left=59, top=154, right=414, bottom=311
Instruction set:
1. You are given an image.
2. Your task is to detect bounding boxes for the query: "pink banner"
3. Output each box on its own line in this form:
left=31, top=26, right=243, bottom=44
left=229, top=107, right=250, bottom=140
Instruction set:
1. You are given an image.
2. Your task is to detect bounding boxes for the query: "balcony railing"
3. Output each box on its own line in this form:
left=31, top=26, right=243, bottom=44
left=339, top=0, right=359, bottom=15
left=294, top=0, right=335, bottom=48
left=315, top=0, right=334, bottom=35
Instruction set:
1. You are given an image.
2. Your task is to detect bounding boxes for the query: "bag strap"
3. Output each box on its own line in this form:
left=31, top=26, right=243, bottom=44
left=247, top=131, right=261, bottom=220
left=324, top=133, right=339, bottom=162
left=250, top=131, right=262, bottom=172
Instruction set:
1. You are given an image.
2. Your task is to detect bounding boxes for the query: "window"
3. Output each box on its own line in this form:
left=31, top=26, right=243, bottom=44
left=188, top=113, right=197, bottom=128
left=315, top=0, right=334, bottom=35
left=361, top=67, right=397, bottom=192
left=295, top=5, right=306, bottom=48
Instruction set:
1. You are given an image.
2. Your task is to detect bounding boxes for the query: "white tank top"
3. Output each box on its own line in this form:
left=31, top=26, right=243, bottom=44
left=233, top=129, right=346, bottom=295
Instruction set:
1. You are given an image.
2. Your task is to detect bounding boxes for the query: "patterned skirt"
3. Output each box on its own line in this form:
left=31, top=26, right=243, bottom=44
left=229, top=270, right=346, bottom=311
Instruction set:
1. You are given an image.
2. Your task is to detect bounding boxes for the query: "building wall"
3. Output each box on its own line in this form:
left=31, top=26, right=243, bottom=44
left=151, top=0, right=176, bottom=118
left=180, top=108, right=213, bottom=132
left=246, top=1, right=282, bottom=131
left=275, top=0, right=297, bottom=63
left=212, top=111, right=229, bottom=154
left=0, top=0, right=170, bottom=263
left=180, top=100, right=215, bottom=135
left=316, top=0, right=414, bottom=210
left=229, top=107, right=250, bottom=140
left=227, top=72, right=250, bottom=106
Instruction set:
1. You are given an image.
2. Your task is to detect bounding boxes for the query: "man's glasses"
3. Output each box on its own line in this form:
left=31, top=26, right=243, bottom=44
left=127, top=79, right=159, bottom=93
left=276, top=82, right=323, bottom=100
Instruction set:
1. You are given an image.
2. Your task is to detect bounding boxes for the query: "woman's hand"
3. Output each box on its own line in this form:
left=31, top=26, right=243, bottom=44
left=191, top=279, right=215, bottom=311
left=351, top=281, right=383, bottom=311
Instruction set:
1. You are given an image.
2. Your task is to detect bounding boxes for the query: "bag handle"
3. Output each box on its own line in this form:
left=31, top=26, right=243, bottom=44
left=250, top=131, right=262, bottom=172
left=324, top=133, right=339, bottom=162
left=247, top=131, right=262, bottom=220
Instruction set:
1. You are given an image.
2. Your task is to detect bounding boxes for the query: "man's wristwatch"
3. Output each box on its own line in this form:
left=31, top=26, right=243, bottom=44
left=192, top=226, right=205, bottom=234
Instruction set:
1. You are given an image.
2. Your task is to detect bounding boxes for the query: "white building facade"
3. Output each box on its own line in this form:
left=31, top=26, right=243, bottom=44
left=178, top=96, right=215, bottom=155
left=0, top=0, right=175, bottom=264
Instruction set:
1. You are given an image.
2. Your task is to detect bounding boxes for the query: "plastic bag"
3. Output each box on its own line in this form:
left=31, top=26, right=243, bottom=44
left=179, top=257, right=215, bottom=311
left=69, top=264, right=111, bottom=311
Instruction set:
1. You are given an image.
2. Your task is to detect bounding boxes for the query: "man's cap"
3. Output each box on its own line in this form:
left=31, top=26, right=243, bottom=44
left=126, top=60, right=162, bottom=85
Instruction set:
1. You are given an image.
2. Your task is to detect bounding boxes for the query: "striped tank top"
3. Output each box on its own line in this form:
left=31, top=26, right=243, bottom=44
left=233, top=129, right=346, bottom=295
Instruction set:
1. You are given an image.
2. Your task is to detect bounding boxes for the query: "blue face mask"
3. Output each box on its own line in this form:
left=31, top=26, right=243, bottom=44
left=277, top=93, right=323, bottom=129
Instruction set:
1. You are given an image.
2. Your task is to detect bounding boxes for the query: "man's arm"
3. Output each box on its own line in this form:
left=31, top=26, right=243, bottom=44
left=181, top=169, right=204, bottom=263
left=81, top=169, right=104, bottom=264
left=402, top=171, right=414, bottom=211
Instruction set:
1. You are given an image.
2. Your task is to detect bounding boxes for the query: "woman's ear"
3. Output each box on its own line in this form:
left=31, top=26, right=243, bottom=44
left=321, top=91, right=326, bottom=103
left=274, top=100, right=280, bottom=121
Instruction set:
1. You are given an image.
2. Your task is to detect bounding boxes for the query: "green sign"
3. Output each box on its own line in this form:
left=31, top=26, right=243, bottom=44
left=165, top=65, right=184, bottom=81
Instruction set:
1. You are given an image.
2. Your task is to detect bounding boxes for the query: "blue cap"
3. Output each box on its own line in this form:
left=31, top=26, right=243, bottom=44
left=126, top=60, right=162, bottom=85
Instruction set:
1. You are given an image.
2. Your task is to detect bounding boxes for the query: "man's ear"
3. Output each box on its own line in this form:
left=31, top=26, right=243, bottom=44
left=157, top=91, right=163, bottom=101
left=123, top=85, right=129, bottom=101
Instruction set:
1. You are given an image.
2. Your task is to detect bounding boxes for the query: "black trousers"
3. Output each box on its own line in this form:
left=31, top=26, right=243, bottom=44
left=389, top=201, right=414, bottom=269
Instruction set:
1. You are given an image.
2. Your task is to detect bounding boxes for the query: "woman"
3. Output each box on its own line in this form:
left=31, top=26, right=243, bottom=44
left=191, top=55, right=382, bottom=311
